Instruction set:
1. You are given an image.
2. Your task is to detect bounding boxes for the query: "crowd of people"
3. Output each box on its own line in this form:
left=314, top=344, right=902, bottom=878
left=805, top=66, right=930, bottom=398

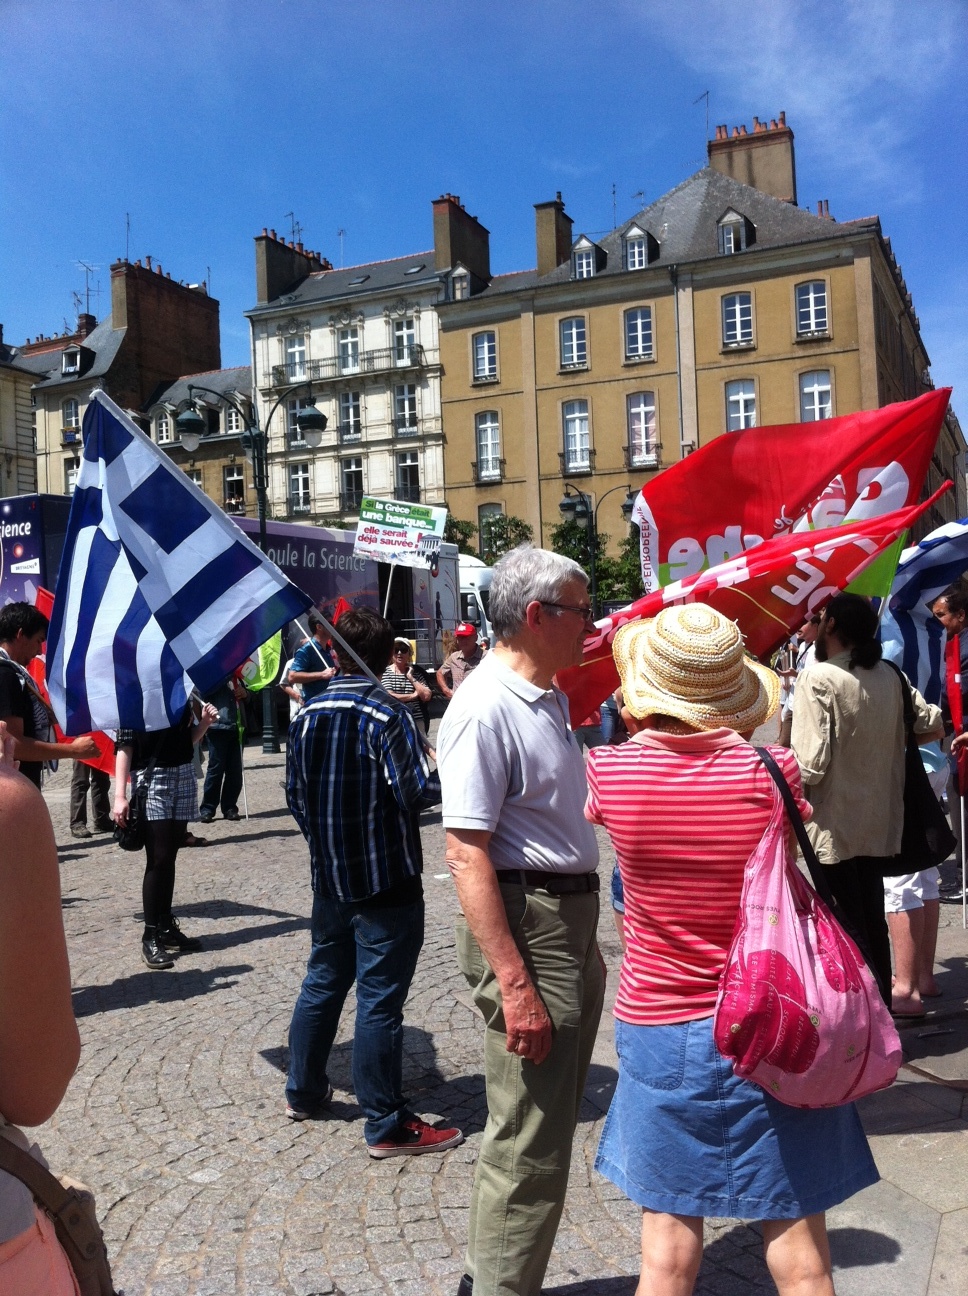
left=0, top=551, right=963, bottom=1294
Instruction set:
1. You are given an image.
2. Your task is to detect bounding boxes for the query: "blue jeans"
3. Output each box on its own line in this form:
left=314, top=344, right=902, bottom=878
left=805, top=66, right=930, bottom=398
left=201, top=728, right=243, bottom=816
left=286, top=888, right=424, bottom=1145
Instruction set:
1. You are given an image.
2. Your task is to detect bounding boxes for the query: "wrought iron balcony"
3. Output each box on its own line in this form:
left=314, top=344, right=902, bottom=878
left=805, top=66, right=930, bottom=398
left=340, top=489, right=365, bottom=513
left=559, top=449, right=595, bottom=477
left=223, top=497, right=247, bottom=515
left=393, top=419, right=420, bottom=438
left=289, top=496, right=312, bottom=514
left=623, top=443, right=661, bottom=471
left=472, top=459, right=505, bottom=485
left=338, top=424, right=363, bottom=444
left=394, top=483, right=421, bottom=503
left=271, top=344, right=429, bottom=387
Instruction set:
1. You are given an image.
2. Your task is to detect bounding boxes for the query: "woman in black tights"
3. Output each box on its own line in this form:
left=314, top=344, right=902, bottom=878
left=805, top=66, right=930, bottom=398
left=113, top=700, right=217, bottom=970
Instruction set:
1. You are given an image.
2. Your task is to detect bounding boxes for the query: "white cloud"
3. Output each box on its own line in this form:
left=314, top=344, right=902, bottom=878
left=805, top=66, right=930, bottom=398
left=629, top=0, right=962, bottom=188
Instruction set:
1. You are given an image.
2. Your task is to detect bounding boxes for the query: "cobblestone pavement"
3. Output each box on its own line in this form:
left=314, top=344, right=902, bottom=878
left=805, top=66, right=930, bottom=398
left=34, top=733, right=968, bottom=1296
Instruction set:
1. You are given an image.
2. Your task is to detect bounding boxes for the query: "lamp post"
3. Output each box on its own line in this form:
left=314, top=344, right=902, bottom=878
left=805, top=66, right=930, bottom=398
left=176, top=382, right=327, bottom=752
left=559, top=482, right=637, bottom=618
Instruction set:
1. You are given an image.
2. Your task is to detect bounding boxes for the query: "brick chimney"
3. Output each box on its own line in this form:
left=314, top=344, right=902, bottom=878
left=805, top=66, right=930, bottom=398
left=254, top=229, right=326, bottom=305
left=534, top=193, right=573, bottom=276
left=708, top=113, right=797, bottom=204
left=432, top=194, right=490, bottom=285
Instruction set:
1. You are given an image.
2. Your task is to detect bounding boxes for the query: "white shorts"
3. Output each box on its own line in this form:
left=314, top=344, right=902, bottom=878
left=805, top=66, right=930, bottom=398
left=883, top=867, right=941, bottom=912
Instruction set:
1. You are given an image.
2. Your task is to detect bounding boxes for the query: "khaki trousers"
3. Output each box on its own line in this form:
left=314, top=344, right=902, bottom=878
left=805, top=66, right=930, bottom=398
left=456, top=882, right=604, bottom=1296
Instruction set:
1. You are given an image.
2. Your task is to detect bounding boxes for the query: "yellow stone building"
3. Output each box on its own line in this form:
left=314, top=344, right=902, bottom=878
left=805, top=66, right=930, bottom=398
left=438, top=114, right=965, bottom=555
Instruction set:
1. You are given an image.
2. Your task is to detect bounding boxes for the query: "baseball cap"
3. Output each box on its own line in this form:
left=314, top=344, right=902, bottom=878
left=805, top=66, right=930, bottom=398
left=454, top=622, right=477, bottom=638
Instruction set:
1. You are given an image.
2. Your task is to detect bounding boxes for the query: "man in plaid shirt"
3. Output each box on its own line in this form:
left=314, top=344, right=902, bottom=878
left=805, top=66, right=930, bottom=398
left=284, top=606, right=462, bottom=1158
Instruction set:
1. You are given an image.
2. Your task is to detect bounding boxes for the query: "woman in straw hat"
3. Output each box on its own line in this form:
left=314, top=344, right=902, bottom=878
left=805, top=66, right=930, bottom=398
left=585, top=605, right=877, bottom=1296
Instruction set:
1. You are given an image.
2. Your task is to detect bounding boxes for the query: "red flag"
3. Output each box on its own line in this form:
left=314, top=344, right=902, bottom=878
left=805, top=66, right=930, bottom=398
left=331, top=597, right=352, bottom=622
left=945, top=636, right=968, bottom=795
left=632, top=390, right=951, bottom=592
left=558, top=486, right=949, bottom=727
left=32, top=587, right=115, bottom=775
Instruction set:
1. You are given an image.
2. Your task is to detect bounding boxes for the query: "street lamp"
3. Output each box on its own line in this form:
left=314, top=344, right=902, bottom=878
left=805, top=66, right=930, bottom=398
left=559, top=482, right=637, bottom=618
left=176, top=382, right=327, bottom=752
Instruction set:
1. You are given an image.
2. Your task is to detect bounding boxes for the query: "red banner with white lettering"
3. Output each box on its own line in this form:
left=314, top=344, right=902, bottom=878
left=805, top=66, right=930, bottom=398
left=559, top=487, right=949, bottom=727
left=632, top=389, right=951, bottom=593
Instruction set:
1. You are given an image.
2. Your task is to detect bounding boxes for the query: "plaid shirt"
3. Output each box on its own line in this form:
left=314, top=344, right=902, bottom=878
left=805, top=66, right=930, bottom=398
left=286, top=675, right=441, bottom=900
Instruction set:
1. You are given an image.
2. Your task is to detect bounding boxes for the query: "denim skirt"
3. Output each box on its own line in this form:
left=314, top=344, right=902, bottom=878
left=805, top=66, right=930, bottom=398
left=596, top=1016, right=879, bottom=1219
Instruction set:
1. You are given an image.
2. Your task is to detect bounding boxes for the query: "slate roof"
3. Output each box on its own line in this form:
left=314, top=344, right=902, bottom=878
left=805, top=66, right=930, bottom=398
left=19, top=319, right=126, bottom=389
left=476, top=168, right=879, bottom=299
left=246, top=253, right=442, bottom=315
left=147, top=366, right=252, bottom=410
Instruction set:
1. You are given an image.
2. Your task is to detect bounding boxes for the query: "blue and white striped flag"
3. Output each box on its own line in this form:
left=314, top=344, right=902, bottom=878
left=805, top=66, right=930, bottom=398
left=880, top=518, right=968, bottom=704
left=47, top=391, right=313, bottom=733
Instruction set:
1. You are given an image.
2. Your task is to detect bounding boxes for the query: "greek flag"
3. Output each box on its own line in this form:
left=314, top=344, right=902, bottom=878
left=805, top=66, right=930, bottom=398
left=47, top=391, right=312, bottom=733
left=880, top=518, right=968, bottom=704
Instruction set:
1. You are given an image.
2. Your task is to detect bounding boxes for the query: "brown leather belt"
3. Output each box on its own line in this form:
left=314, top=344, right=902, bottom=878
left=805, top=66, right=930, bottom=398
left=495, top=869, right=600, bottom=895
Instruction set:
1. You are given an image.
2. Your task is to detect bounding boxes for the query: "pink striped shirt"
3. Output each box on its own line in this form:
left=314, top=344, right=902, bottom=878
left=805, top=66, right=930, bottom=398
left=586, top=729, right=811, bottom=1026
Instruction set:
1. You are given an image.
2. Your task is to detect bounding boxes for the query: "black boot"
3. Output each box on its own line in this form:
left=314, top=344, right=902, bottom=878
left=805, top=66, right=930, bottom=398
left=142, top=928, right=175, bottom=971
left=457, top=1276, right=473, bottom=1296
left=156, top=914, right=202, bottom=953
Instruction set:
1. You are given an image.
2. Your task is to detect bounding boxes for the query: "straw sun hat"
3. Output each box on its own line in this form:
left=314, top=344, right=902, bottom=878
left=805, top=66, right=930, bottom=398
left=613, top=605, right=779, bottom=733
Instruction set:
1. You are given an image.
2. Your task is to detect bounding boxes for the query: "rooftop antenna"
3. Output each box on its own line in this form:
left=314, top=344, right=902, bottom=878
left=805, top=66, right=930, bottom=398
left=125, top=212, right=131, bottom=261
left=285, top=211, right=304, bottom=243
left=612, top=182, right=617, bottom=229
left=207, top=265, right=212, bottom=295
left=337, top=228, right=346, bottom=267
left=693, top=89, right=710, bottom=151
left=75, top=261, right=100, bottom=314
left=631, top=190, right=646, bottom=207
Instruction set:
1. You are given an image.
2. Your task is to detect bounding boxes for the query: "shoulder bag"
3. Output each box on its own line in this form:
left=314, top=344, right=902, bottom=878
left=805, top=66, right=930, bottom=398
left=882, top=660, right=956, bottom=875
left=114, top=751, right=158, bottom=852
left=713, top=747, right=901, bottom=1108
left=0, top=1131, right=117, bottom=1295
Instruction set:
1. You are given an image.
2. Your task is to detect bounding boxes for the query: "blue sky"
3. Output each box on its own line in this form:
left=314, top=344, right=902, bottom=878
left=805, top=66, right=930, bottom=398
left=3, top=0, right=966, bottom=420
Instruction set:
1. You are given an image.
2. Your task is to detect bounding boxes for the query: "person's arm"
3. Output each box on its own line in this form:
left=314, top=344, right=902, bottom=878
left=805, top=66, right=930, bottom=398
left=408, top=667, right=432, bottom=704
left=909, top=685, right=944, bottom=746
left=192, top=702, right=218, bottom=745
left=436, top=662, right=454, bottom=700
left=113, top=744, right=132, bottom=825
left=789, top=671, right=832, bottom=786
left=446, top=827, right=553, bottom=1064
left=2, top=714, right=98, bottom=765
left=288, top=644, right=336, bottom=689
left=0, top=724, right=80, bottom=1124
left=381, top=710, right=441, bottom=811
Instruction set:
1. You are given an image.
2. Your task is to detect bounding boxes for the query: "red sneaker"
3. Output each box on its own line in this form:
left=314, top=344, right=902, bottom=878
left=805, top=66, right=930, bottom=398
left=367, top=1118, right=464, bottom=1159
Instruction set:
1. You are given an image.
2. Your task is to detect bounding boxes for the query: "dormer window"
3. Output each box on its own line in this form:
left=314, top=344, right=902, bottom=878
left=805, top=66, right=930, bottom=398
left=156, top=411, right=172, bottom=444
left=62, top=348, right=80, bottom=375
left=572, top=236, right=603, bottom=280
left=452, top=266, right=469, bottom=300
left=718, top=210, right=755, bottom=255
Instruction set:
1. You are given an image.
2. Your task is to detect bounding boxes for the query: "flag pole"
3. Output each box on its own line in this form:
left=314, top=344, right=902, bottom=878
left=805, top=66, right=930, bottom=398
left=961, top=792, right=966, bottom=930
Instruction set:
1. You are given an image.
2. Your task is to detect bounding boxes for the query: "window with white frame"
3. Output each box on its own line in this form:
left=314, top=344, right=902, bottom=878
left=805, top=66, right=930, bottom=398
left=65, top=460, right=79, bottom=494
left=342, top=456, right=364, bottom=508
left=452, top=272, right=469, bottom=300
left=185, top=468, right=202, bottom=489
left=796, top=281, right=829, bottom=336
left=799, top=370, right=832, bottom=421
left=625, top=233, right=647, bottom=270
left=573, top=248, right=595, bottom=279
left=156, top=411, right=172, bottom=443
left=627, top=392, right=657, bottom=465
left=472, top=331, right=497, bottom=381
left=338, top=327, right=360, bottom=374
left=718, top=211, right=751, bottom=255
left=478, top=503, right=504, bottom=558
left=394, top=383, right=417, bottom=431
left=475, top=412, right=501, bottom=481
left=290, top=462, right=311, bottom=512
left=394, top=317, right=416, bottom=365
left=62, top=348, right=80, bottom=375
left=726, top=379, right=757, bottom=431
left=559, top=317, right=587, bottom=369
left=339, top=391, right=361, bottom=439
left=223, top=464, right=245, bottom=513
left=62, top=398, right=80, bottom=430
left=225, top=405, right=243, bottom=434
left=624, top=307, right=654, bottom=361
left=396, top=450, right=420, bottom=502
left=285, top=334, right=306, bottom=379
left=722, top=293, right=753, bottom=347
left=562, top=399, right=590, bottom=470
left=287, top=398, right=306, bottom=446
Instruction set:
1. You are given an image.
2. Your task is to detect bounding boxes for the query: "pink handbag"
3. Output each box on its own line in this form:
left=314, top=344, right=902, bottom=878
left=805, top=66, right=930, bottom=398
left=713, top=748, right=902, bottom=1108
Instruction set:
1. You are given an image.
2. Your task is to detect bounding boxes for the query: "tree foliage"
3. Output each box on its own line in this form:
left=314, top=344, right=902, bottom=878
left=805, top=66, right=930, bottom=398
left=480, top=514, right=534, bottom=565
left=443, top=516, right=478, bottom=554
left=548, top=520, right=644, bottom=610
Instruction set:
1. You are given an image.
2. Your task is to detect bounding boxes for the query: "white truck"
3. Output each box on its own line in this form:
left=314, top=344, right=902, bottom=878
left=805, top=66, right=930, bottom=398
left=458, top=555, right=495, bottom=646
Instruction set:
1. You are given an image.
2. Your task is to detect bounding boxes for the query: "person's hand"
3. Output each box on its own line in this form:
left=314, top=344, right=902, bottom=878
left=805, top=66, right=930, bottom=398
left=113, top=795, right=129, bottom=827
left=502, top=983, right=553, bottom=1065
left=953, top=732, right=968, bottom=754
left=69, top=737, right=100, bottom=760
left=0, top=721, right=18, bottom=771
left=200, top=703, right=218, bottom=725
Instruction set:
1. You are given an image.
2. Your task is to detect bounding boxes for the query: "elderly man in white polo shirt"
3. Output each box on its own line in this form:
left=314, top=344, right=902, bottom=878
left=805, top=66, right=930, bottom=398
left=438, top=545, right=604, bottom=1296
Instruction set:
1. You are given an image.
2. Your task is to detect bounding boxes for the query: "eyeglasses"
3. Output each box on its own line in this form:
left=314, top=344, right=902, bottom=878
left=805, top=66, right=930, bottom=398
left=540, top=601, right=596, bottom=624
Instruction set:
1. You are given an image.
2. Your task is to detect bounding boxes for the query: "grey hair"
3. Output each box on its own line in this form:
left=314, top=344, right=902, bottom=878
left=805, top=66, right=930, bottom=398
left=488, top=545, right=588, bottom=639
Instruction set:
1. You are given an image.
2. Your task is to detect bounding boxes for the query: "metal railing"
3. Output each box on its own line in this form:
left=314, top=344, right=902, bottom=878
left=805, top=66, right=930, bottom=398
left=394, top=483, right=421, bottom=503
left=623, top=443, right=661, bottom=471
left=340, top=490, right=365, bottom=513
left=559, top=449, right=595, bottom=476
left=288, top=496, right=312, bottom=514
left=472, top=458, right=505, bottom=484
left=271, top=344, right=429, bottom=387
left=393, top=418, right=420, bottom=438
left=223, top=497, right=247, bottom=515
left=338, top=424, right=363, bottom=444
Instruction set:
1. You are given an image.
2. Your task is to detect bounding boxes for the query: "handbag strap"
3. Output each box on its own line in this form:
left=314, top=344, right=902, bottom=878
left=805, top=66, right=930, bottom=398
left=882, top=659, right=915, bottom=736
left=753, top=747, right=838, bottom=911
